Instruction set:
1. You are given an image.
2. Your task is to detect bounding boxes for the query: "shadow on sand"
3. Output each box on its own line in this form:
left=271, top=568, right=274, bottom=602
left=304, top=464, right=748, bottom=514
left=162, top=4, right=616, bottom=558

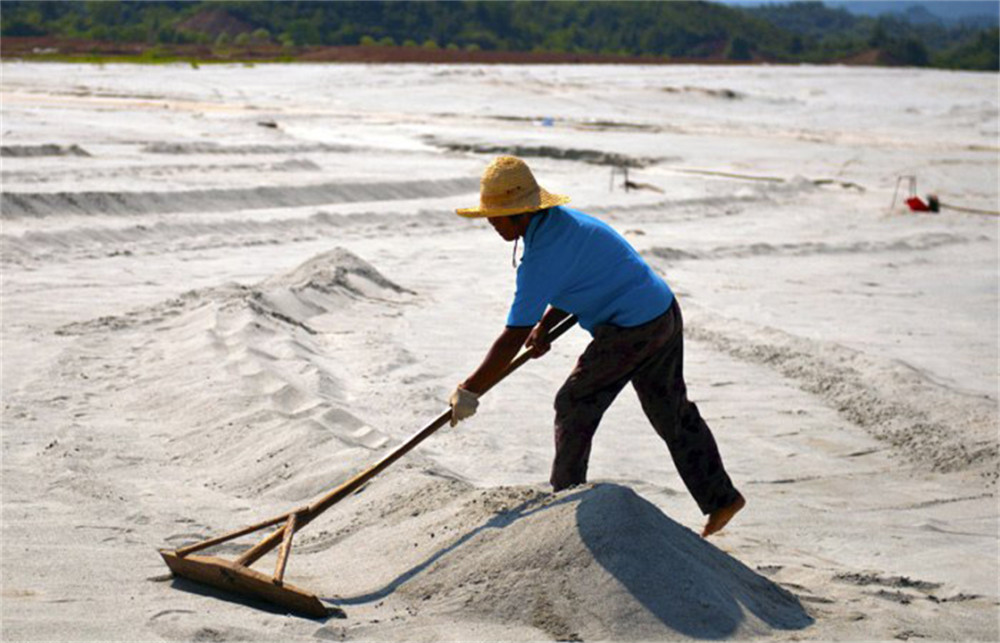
left=576, top=483, right=813, bottom=638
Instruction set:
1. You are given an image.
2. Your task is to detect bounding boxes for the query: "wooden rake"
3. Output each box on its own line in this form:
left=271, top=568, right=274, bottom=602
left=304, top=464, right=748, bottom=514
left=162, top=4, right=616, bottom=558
left=159, top=316, right=578, bottom=618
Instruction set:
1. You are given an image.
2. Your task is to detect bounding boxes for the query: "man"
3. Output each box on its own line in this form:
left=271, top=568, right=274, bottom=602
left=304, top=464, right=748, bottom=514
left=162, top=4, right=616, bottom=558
left=450, top=156, right=744, bottom=537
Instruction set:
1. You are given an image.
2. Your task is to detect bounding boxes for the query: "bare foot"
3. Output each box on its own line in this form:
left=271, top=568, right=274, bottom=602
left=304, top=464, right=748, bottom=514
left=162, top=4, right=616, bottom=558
left=702, top=493, right=746, bottom=538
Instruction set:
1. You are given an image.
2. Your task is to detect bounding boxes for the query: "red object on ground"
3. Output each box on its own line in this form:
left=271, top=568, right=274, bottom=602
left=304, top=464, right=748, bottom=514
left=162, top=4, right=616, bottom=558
left=905, top=196, right=931, bottom=212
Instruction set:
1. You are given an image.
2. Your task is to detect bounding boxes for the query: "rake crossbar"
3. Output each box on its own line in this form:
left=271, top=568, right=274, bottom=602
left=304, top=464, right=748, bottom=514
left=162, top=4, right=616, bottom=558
left=173, top=509, right=304, bottom=558
left=159, top=316, right=578, bottom=617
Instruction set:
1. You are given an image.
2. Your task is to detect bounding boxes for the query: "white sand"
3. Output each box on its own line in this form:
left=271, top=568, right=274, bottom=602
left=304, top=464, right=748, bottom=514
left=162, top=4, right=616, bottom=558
left=1, top=62, right=997, bottom=641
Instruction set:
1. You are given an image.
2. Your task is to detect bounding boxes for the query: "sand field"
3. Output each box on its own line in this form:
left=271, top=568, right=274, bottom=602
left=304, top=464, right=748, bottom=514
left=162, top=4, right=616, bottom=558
left=1, top=62, right=998, bottom=641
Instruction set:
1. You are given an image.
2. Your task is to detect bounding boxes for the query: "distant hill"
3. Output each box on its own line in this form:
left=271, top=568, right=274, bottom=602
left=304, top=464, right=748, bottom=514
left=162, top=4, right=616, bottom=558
left=827, top=1, right=1000, bottom=26
left=744, top=2, right=863, bottom=40
left=723, top=0, right=999, bottom=25
left=0, top=0, right=996, bottom=70
left=744, top=1, right=998, bottom=69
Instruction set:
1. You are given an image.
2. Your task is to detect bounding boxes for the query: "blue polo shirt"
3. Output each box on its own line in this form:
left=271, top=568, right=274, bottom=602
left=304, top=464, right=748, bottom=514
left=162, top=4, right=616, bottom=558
left=506, top=206, right=674, bottom=334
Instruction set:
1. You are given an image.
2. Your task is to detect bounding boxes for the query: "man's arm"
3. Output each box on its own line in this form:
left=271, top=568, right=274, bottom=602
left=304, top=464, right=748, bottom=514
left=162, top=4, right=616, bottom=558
left=538, top=306, right=571, bottom=331
left=460, top=325, right=533, bottom=394
left=525, top=306, right=570, bottom=357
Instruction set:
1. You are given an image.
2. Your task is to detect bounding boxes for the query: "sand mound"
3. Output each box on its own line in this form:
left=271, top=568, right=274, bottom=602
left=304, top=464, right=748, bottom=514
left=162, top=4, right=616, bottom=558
left=318, top=473, right=812, bottom=640
left=150, top=249, right=414, bottom=501
left=646, top=232, right=983, bottom=262
left=261, top=247, right=415, bottom=301
left=247, top=247, right=415, bottom=333
left=0, top=208, right=456, bottom=267
left=407, top=483, right=811, bottom=640
left=141, top=142, right=352, bottom=155
left=1, top=158, right=321, bottom=186
left=662, top=85, right=745, bottom=100
left=686, top=311, right=999, bottom=480
left=60, top=247, right=411, bottom=335
left=56, top=248, right=414, bottom=504
left=0, top=177, right=478, bottom=218
left=429, top=139, right=659, bottom=168
left=0, top=143, right=90, bottom=157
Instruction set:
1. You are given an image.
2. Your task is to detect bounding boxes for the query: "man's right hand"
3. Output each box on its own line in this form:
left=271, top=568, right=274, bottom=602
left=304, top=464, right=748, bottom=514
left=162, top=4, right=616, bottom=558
left=525, top=323, right=551, bottom=358
left=449, top=386, right=480, bottom=427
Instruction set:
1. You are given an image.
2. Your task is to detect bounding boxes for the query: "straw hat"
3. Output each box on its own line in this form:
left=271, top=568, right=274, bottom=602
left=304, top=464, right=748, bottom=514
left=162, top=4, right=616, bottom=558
left=456, top=156, right=570, bottom=218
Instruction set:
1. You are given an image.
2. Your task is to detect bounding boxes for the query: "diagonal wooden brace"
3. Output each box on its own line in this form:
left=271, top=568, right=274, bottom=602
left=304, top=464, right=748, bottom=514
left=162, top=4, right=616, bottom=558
left=273, top=512, right=299, bottom=585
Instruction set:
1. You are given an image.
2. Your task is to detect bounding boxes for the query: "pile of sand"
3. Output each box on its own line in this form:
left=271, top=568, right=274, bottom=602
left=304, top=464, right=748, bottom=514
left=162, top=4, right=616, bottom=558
left=393, top=480, right=811, bottom=640
left=52, top=249, right=415, bottom=508
left=244, top=466, right=812, bottom=641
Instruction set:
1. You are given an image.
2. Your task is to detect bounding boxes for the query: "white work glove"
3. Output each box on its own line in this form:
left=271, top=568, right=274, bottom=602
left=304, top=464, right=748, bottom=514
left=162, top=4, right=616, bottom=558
left=449, top=386, right=479, bottom=427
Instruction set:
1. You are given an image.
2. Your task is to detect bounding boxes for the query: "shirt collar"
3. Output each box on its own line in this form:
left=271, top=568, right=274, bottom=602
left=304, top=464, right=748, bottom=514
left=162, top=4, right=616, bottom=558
left=524, top=209, right=549, bottom=248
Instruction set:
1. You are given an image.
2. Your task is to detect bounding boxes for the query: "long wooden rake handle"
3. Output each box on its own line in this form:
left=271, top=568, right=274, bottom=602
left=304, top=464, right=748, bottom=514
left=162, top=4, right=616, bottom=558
left=177, top=315, right=579, bottom=566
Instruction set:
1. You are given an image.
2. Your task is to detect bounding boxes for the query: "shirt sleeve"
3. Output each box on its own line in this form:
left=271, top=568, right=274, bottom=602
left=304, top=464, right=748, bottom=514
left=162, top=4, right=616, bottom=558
left=506, top=260, right=551, bottom=327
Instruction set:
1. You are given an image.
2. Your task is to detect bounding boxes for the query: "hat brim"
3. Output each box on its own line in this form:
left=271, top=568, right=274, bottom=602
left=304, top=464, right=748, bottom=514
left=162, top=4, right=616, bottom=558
left=456, top=191, right=570, bottom=219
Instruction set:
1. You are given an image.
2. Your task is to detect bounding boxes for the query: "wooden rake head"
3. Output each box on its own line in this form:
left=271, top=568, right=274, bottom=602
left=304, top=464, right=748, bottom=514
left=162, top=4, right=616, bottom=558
left=160, top=506, right=336, bottom=618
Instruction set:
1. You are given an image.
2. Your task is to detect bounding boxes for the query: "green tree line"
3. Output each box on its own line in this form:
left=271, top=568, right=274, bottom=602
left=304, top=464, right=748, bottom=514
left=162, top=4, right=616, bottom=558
left=748, top=1, right=997, bottom=69
left=1, top=0, right=996, bottom=70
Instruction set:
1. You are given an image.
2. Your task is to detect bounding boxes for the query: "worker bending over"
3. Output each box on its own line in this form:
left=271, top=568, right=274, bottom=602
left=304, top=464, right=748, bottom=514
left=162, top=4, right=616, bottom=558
left=450, top=156, right=744, bottom=537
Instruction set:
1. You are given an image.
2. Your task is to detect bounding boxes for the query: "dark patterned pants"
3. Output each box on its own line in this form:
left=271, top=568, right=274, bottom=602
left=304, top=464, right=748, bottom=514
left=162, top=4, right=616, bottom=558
left=550, top=300, right=740, bottom=514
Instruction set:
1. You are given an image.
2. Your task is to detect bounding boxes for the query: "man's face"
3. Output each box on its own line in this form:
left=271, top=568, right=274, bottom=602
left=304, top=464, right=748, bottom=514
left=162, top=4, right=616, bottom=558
left=487, top=215, right=521, bottom=241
